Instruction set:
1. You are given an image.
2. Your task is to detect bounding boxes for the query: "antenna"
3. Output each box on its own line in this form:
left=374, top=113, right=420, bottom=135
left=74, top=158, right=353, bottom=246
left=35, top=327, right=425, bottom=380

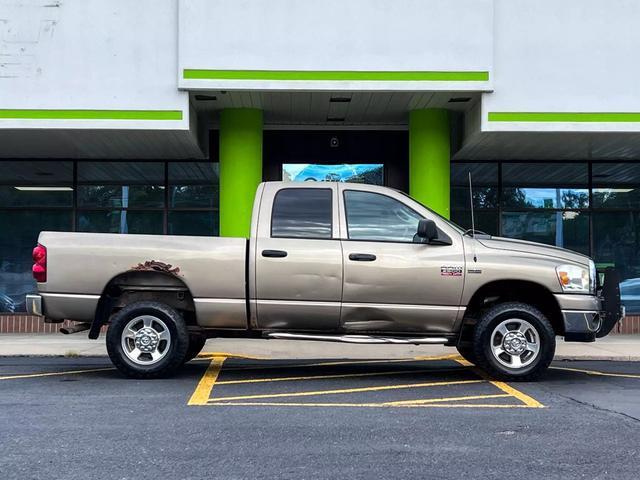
left=468, top=171, right=475, bottom=239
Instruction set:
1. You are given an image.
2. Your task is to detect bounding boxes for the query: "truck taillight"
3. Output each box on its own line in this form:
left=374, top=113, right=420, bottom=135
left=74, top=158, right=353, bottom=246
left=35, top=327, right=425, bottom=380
left=32, top=244, right=47, bottom=283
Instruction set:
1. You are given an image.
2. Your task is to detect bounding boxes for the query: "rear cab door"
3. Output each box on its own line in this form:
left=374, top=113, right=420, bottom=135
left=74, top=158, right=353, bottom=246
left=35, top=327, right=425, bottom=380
left=251, top=182, right=343, bottom=330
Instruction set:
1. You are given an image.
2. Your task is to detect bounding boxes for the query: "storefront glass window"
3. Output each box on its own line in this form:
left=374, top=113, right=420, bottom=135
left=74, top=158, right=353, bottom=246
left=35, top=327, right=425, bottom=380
left=0, top=161, right=73, bottom=312
left=0, top=160, right=219, bottom=312
left=501, top=211, right=589, bottom=254
left=451, top=163, right=498, bottom=235
left=592, top=163, right=640, bottom=314
left=501, top=162, right=589, bottom=253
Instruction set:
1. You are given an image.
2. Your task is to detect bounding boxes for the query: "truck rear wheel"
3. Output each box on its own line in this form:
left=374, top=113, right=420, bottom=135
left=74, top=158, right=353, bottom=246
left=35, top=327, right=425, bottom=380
left=106, top=301, right=189, bottom=379
left=473, top=302, right=555, bottom=381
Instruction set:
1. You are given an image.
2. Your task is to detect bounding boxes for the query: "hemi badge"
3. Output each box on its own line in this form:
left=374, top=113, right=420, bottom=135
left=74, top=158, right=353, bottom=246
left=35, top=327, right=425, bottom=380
left=441, top=266, right=463, bottom=277
left=467, top=269, right=482, bottom=274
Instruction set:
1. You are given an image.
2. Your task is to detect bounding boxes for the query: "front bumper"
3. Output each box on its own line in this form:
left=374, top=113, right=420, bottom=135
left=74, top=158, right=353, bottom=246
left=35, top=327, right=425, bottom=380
left=25, top=294, right=43, bottom=316
left=556, top=267, right=625, bottom=342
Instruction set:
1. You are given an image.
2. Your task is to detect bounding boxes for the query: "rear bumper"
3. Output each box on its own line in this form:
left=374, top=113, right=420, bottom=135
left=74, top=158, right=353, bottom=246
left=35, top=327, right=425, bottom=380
left=25, top=294, right=43, bottom=316
left=25, top=292, right=99, bottom=322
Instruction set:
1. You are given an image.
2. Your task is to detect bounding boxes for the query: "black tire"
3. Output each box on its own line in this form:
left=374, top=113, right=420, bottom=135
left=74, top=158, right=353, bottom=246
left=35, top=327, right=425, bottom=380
left=106, top=301, right=189, bottom=379
left=472, top=302, right=555, bottom=382
left=184, top=335, right=207, bottom=363
left=455, top=346, right=477, bottom=365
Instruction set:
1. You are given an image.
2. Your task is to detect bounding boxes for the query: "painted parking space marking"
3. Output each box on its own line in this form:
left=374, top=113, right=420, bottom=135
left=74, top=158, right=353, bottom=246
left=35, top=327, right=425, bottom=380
left=188, top=354, right=546, bottom=409
left=453, top=358, right=544, bottom=408
left=0, top=367, right=114, bottom=381
left=207, top=379, right=485, bottom=403
left=188, top=356, right=226, bottom=406
left=215, top=367, right=463, bottom=386
left=550, top=366, right=640, bottom=380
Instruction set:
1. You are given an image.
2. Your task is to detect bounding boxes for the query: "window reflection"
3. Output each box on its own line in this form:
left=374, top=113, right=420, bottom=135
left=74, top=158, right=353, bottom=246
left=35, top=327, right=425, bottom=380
left=502, top=188, right=589, bottom=209
left=501, top=211, right=589, bottom=254
left=271, top=188, right=332, bottom=239
left=344, top=190, right=423, bottom=242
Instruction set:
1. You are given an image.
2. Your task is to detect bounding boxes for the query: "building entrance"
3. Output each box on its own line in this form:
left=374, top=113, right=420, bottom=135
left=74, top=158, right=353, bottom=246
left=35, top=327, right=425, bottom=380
left=263, top=130, right=408, bottom=191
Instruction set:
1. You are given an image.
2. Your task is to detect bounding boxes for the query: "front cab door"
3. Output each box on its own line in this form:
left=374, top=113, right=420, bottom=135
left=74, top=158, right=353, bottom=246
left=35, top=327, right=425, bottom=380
left=338, top=184, right=465, bottom=334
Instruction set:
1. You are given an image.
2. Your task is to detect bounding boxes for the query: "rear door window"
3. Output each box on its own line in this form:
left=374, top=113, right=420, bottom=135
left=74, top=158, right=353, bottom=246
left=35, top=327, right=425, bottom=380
left=271, top=188, right=332, bottom=239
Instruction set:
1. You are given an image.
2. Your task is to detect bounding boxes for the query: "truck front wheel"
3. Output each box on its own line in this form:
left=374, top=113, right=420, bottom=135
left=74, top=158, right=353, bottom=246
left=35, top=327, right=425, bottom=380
left=472, top=302, right=555, bottom=381
left=106, top=301, right=189, bottom=378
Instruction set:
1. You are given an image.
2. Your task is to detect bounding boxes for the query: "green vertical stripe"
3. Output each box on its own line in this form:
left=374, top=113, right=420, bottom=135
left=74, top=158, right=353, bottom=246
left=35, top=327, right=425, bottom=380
left=219, top=108, right=263, bottom=238
left=489, top=112, right=640, bottom=122
left=409, top=109, right=450, bottom=219
left=184, top=69, right=489, bottom=82
left=0, top=109, right=183, bottom=120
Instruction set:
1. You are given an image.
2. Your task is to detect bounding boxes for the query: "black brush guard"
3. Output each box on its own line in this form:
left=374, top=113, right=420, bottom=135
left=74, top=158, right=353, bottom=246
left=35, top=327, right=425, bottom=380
left=597, top=267, right=625, bottom=338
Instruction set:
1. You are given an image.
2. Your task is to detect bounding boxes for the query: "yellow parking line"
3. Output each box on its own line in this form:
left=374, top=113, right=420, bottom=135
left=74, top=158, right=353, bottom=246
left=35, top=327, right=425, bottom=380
left=381, top=393, right=511, bottom=406
left=0, top=367, right=114, bottom=381
left=207, top=401, right=534, bottom=409
left=489, top=381, right=544, bottom=408
left=215, top=367, right=464, bottom=385
left=196, top=352, right=265, bottom=360
left=208, top=379, right=484, bottom=403
left=551, top=366, right=640, bottom=380
left=219, top=355, right=462, bottom=373
left=188, top=356, right=226, bottom=406
left=453, top=358, right=545, bottom=408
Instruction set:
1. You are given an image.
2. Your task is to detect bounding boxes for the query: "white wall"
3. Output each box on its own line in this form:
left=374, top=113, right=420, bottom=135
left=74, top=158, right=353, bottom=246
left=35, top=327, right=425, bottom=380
left=178, top=0, right=493, bottom=92
left=482, top=0, right=640, bottom=132
left=0, top=0, right=188, bottom=130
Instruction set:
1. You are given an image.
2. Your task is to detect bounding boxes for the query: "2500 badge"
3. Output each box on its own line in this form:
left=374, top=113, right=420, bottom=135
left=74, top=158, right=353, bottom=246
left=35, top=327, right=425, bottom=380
left=440, top=266, right=463, bottom=277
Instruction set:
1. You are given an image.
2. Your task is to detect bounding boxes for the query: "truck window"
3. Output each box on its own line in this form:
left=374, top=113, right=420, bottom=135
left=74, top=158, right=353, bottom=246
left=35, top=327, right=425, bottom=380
left=344, top=190, right=423, bottom=242
left=271, top=188, right=332, bottom=239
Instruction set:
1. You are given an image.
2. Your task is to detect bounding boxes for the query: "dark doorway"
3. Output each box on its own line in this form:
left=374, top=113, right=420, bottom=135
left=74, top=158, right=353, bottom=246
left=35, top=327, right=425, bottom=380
left=263, top=130, right=409, bottom=192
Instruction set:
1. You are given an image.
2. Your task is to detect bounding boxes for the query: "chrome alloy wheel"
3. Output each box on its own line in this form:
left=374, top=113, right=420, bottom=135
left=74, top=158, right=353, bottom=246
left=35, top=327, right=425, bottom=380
left=121, top=315, right=171, bottom=365
left=490, top=318, right=540, bottom=369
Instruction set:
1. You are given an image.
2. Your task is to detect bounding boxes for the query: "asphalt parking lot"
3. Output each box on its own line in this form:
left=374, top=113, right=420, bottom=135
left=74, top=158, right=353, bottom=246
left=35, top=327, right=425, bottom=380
left=2, top=355, right=639, bottom=480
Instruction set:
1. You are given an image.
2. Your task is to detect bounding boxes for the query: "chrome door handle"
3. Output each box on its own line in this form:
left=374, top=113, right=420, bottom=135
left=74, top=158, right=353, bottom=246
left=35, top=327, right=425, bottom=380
left=262, top=249, right=288, bottom=258
left=349, top=253, right=376, bottom=262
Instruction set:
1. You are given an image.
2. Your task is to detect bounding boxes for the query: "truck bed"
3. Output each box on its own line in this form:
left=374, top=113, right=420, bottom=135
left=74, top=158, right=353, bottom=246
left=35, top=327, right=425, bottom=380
left=37, top=231, right=248, bottom=327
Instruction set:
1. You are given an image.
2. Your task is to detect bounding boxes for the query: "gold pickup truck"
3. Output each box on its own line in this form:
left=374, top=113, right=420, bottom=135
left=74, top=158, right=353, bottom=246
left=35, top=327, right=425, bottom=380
left=26, top=182, right=623, bottom=380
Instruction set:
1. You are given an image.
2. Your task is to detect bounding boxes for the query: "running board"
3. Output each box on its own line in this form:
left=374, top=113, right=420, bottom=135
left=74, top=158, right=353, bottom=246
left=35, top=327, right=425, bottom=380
left=266, top=332, right=449, bottom=345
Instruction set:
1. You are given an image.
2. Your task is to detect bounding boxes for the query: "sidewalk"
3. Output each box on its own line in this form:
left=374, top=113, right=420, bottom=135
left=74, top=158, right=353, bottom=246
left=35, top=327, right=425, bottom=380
left=0, top=334, right=638, bottom=361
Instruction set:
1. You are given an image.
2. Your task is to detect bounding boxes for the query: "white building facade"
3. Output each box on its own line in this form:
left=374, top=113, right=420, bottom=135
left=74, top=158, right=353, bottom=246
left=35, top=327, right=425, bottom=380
left=1, top=0, right=639, bottom=325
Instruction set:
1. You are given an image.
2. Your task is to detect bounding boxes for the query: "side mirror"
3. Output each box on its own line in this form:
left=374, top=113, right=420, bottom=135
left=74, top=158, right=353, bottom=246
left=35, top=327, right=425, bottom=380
left=416, top=219, right=438, bottom=242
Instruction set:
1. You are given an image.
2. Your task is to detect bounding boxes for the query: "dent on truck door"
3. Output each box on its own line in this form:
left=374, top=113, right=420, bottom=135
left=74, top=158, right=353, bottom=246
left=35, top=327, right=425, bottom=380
left=339, top=188, right=464, bottom=333
left=255, top=186, right=342, bottom=330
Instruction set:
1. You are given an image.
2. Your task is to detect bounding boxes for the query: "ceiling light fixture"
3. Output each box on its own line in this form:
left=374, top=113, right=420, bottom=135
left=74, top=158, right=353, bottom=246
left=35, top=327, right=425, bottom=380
left=448, top=97, right=472, bottom=103
left=194, top=94, right=218, bottom=101
left=330, top=97, right=351, bottom=103
left=14, top=186, right=73, bottom=191
left=326, top=117, right=345, bottom=122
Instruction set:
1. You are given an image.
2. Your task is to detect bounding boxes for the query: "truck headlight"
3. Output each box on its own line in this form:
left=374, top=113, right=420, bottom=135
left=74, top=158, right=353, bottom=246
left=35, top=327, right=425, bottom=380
left=556, top=264, right=590, bottom=293
left=589, top=259, right=596, bottom=294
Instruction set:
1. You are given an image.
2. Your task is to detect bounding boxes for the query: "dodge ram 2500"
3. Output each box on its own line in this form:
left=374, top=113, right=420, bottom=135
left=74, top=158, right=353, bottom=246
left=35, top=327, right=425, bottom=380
left=26, top=181, right=624, bottom=380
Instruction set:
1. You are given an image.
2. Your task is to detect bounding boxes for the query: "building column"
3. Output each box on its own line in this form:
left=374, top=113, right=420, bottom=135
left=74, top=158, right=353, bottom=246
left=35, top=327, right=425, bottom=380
left=409, top=109, right=450, bottom=218
left=219, top=108, right=263, bottom=237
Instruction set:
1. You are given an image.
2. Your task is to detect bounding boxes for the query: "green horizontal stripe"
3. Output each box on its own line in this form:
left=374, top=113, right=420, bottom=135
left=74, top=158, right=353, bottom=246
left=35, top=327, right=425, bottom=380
left=183, top=69, right=489, bottom=82
left=489, top=112, right=640, bottom=123
left=0, top=109, right=183, bottom=120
